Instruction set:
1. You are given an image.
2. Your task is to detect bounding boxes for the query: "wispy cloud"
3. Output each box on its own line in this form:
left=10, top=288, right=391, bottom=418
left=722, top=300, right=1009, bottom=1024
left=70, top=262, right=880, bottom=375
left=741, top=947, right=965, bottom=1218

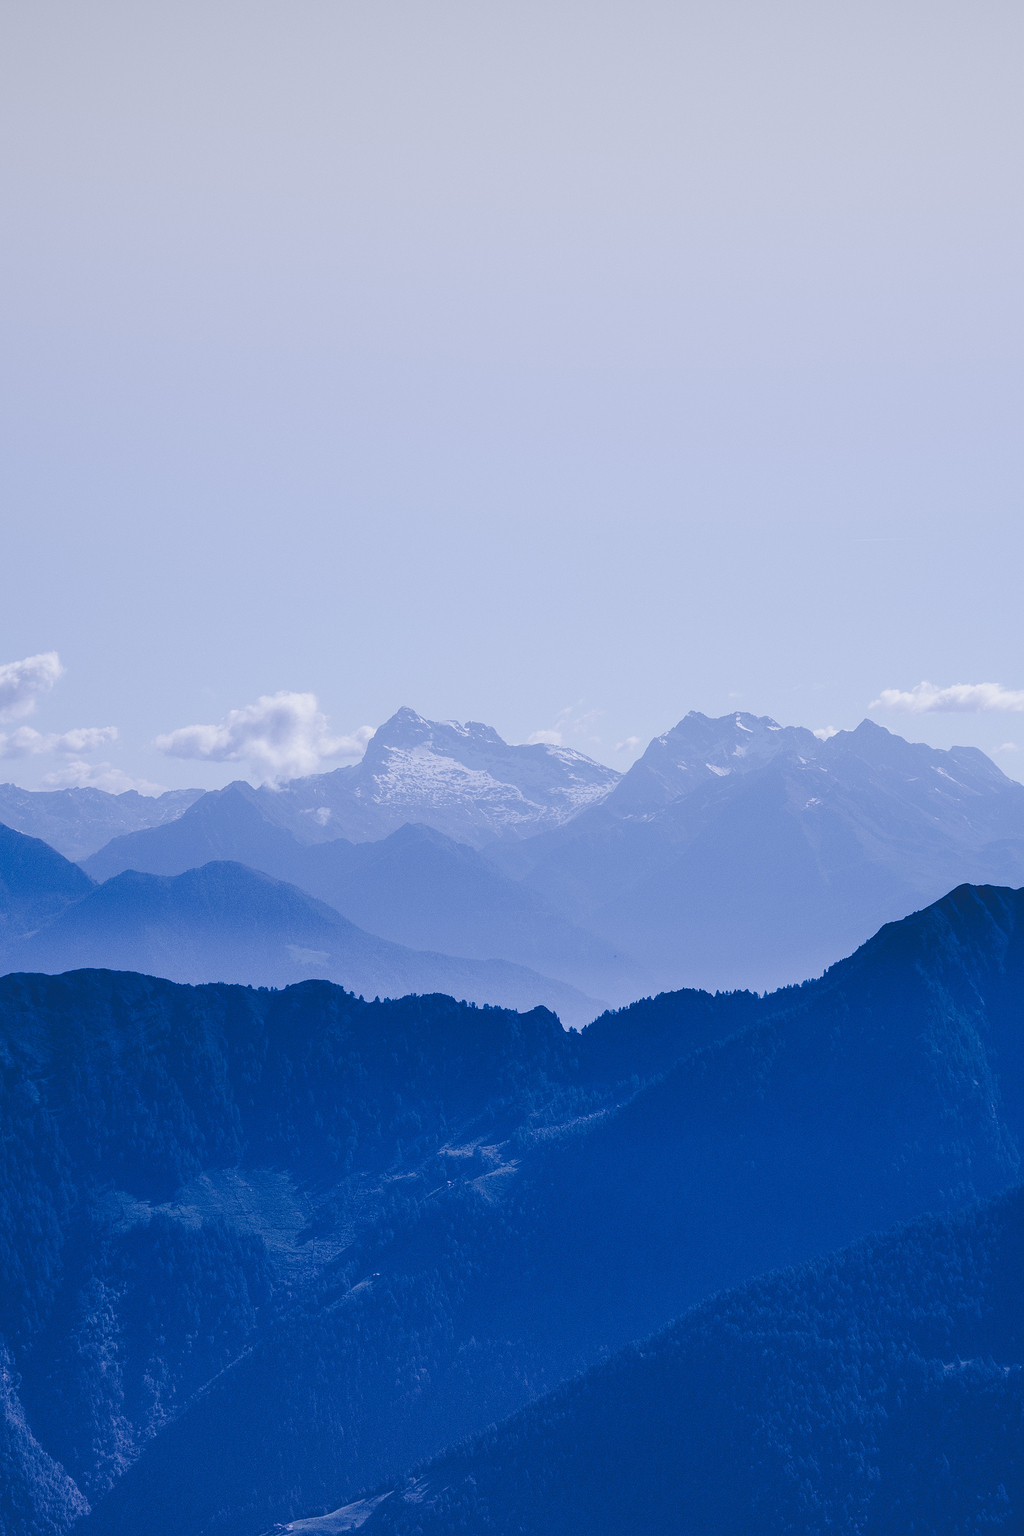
left=0, top=725, right=118, bottom=759
left=42, top=760, right=169, bottom=795
left=993, top=742, right=1019, bottom=754
left=615, top=736, right=642, bottom=753
left=813, top=726, right=839, bottom=741
left=0, top=651, right=64, bottom=722
left=526, top=703, right=603, bottom=750
left=156, top=691, right=375, bottom=785
left=871, top=681, right=1024, bottom=714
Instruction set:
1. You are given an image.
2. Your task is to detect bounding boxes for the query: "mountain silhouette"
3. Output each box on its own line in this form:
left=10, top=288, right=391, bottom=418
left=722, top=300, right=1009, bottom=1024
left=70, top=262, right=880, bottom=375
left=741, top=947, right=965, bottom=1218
left=0, top=822, right=94, bottom=943
left=73, top=710, right=1024, bottom=998
left=10, top=858, right=603, bottom=1024
left=3, top=882, right=1022, bottom=1534
left=82, top=791, right=638, bottom=1001
left=504, top=712, right=1024, bottom=991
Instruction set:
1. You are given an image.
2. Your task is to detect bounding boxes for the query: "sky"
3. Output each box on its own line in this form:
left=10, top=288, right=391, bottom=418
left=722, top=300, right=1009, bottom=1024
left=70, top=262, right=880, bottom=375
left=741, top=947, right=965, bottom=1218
left=2, top=1, right=1023, bottom=792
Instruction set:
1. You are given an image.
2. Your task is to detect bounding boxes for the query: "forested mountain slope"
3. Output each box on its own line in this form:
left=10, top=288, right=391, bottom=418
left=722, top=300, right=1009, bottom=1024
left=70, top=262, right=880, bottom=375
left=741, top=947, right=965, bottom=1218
left=2, top=882, right=1021, bottom=1535
left=352, top=1186, right=1024, bottom=1536
left=0, top=973, right=583, bottom=1536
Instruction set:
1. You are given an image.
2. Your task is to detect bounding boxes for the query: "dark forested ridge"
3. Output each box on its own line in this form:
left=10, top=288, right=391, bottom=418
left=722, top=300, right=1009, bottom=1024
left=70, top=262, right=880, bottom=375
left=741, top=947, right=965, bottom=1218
left=1, top=881, right=1023, bottom=1535
left=354, top=1186, right=1024, bottom=1536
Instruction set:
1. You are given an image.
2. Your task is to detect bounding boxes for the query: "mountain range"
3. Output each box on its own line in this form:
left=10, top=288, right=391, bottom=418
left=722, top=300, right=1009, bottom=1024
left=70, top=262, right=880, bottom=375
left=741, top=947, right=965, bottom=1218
left=78, top=784, right=637, bottom=1002
left=0, top=782, right=205, bottom=861
left=0, top=829, right=602, bottom=1025
left=11, top=704, right=1020, bottom=1001
left=2, top=880, right=1022, bottom=1534
left=499, top=711, right=1024, bottom=992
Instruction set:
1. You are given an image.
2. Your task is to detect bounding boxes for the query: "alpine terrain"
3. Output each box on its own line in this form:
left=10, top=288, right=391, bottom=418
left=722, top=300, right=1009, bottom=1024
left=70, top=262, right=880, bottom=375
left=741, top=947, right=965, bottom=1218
left=1, top=881, right=1022, bottom=1534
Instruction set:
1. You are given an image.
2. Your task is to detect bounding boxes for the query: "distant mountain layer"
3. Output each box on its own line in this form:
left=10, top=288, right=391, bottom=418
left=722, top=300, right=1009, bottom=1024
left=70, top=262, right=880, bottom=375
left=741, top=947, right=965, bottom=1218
left=11, top=703, right=1024, bottom=997
left=247, top=706, right=622, bottom=847
left=7, top=855, right=603, bottom=1026
left=501, top=711, right=1024, bottom=992
left=352, top=1185, right=1024, bottom=1536
left=0, top=707, right=621, bottom=861
left=0, top=782, right=204, bottom=860
left=4, top=880, right=1019, bottom=1535
left=0, top=822, right=94, bottom=941
left=81, top=787, right=639, bottom=1002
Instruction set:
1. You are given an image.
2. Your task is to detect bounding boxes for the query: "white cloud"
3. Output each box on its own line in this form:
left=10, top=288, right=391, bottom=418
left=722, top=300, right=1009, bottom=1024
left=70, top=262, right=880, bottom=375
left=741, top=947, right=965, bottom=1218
left=0, top=651, right=64, bottom=722
left=993, top=742, right=1019, bottom=754
left=156, top=691, right=375, bottom=785
left=813, top=726, right=839, bottom=741
left=42, top=760, right=169, bottom=795
left=0, top=725, right=118, bottom=759
left=615, top=736, right=642, bottom=753
left=871, top=681, right=1024, bottom=714
left=526, top=729, right=563, bottom=746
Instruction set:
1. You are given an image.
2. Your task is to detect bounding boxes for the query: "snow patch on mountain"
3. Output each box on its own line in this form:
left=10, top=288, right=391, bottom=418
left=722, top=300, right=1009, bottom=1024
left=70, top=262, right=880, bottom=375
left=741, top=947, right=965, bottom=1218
left=260, top=708, right=621, bottom=846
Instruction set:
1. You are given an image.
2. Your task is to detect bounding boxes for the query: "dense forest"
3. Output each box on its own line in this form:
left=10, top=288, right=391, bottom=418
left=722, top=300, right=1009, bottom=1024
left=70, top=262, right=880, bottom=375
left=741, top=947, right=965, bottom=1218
left=1, top=881, right=1022, bottom=1534
left=357, top=1186, right=1024, bottom=1535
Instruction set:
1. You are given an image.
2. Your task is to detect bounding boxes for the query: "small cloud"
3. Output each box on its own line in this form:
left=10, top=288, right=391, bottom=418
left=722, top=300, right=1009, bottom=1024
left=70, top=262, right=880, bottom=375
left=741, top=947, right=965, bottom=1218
left=42, top=760, right=168, bottom=795
left=871, top=681, right=1024, bottom=714
left=0, top=651, right=64, bottom=722
left=993, top=742, right=1019, bottom=754
left=156, top=691, right=375, bottom=786
left=615, top=736, right=642, bottom=753
left=813, top=726, right=839, bottom=742
left=0, top=725, right=118, bottom=759
left=526, top=729, right=563, bottom=746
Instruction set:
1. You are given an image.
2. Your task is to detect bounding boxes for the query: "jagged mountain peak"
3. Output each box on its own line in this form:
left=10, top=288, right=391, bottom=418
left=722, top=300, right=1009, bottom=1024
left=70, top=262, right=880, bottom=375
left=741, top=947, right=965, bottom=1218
left=607, top=709, right=820, bottom=814
left=370, top=707, right=507, bottom=753
left=260, top=708, right=621, bottom=847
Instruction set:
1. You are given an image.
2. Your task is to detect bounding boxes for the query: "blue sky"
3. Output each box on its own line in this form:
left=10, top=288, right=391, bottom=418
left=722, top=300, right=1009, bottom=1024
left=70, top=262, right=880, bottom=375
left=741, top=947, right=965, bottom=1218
left=2, top=2, right=1023, bottom=790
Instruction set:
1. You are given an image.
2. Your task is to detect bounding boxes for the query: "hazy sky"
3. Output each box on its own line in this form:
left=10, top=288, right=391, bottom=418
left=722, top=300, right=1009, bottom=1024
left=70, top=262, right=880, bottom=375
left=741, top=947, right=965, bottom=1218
left=2, top=2, right=1023, bottom=791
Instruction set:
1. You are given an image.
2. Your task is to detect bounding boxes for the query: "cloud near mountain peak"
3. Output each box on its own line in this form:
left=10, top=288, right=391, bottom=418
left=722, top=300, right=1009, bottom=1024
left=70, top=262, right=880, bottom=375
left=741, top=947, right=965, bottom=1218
left=155, top=691, right=375, bottom=785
